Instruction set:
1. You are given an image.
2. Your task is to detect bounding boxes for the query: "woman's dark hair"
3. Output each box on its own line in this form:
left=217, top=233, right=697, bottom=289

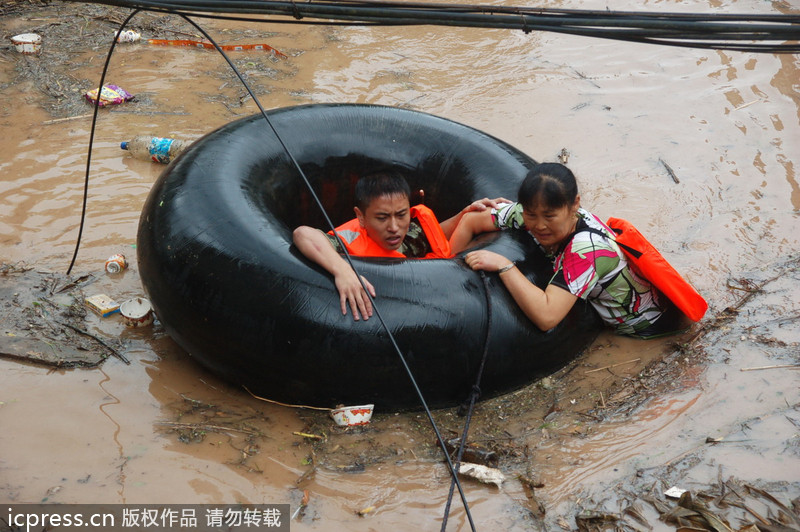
left=518, top=162, right=579, bottom=210
left=354, top=170, right=411, bottom=211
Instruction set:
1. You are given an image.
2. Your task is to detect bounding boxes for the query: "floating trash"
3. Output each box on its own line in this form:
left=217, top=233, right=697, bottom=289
left=115, top=29, right=141, bottom=43
left=85, top=294, right=120, bottom=317
left=119, top=298, right=154, bottom=328
left=330, top=404, right=374, bottom=426
left=146, top=38, right=287, bottom=58
left=457, top=462, right=505, bottom=488
left=121, top=135, right=188, bottom=164
left=104, top=253, right=128, bottom=274
left=84, top=84, right=134, bottom=106
left=11, top=33, right=42, bottom=55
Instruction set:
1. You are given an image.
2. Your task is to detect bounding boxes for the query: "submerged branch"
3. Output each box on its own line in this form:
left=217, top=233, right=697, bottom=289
left=155, top=421, right=262, bottom=436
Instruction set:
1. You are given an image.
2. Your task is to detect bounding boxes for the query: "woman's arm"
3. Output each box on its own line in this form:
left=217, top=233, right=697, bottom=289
left=292, top=226, right=376, bottom=321
left=448, top=209, right=499, bottom=254
left=496, top=265, right=578, bottom=331
left=464, top=249, right=578, bottom=331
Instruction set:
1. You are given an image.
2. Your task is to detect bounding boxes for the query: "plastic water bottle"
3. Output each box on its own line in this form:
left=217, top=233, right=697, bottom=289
left=120, top=135, right=188, bottom=164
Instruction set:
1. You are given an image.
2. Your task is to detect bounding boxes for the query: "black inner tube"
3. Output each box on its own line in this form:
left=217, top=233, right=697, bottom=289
left=138, top=104, right=602, bottom=411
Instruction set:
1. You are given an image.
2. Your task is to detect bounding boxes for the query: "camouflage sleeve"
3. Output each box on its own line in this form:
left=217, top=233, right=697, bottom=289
left=325, top=232, right=345, bottom=253
left=398, top=220, right=432, bottom=258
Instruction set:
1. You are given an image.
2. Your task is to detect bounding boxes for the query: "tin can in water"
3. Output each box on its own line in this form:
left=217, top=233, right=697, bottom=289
left=105, top=253, right=128, bottom=274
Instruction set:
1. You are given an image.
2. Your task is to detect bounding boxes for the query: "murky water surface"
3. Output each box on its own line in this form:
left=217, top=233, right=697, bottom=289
left=1, top=1, right=798, bottom=531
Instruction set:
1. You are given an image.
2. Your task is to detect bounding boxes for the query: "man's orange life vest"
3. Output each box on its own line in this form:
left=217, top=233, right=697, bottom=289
left=329, top=204, right=452, bottom=259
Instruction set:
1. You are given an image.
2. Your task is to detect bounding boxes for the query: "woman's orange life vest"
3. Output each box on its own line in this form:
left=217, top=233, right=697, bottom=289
left=328, top=204, right=453, bottom=259
left=606, top=217, right=708, bottom=322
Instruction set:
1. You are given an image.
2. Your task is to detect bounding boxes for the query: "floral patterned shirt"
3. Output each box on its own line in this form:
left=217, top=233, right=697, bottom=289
left=492, top=203, right=665, bottom=335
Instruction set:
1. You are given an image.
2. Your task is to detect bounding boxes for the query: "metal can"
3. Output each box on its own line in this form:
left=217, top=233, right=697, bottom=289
left=105, top=253, right=128, bottom=274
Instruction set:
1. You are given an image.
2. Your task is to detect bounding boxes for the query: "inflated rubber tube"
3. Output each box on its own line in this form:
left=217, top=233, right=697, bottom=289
left=137, top=104, right=602, bottom=411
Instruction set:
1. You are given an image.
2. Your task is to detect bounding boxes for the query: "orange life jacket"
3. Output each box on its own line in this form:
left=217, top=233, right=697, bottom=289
left=329, top=204, right=452, bottom=259
left=606, top=217, right=708, bottom=322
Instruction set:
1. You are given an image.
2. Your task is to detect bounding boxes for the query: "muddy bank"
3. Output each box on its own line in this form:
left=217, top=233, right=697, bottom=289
left=0, top=263, right=113, bottom=367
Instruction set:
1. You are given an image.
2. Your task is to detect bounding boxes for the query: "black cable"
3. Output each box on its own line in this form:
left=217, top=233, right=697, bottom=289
left=441, top=271, right=494, bottom=531
left=98, top=4, right=800, bottom=52
left=121, top=8, right=800, bottom=51
left=67, top=9, right=140, bottom=275
left=176, top=14, right=479, bottom=530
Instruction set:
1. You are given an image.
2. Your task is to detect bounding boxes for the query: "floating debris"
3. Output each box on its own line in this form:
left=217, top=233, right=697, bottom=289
left=84, top=84, right=134, bottom=106
left=665, top=486, right=688, bottom=499
left=457, top=462, right=505, bottom=488
left=659, top=157, right=680, bottom=184
left=84, top=293, right=120, bottom=317
left=115, top=29, right=141, bottom=43
left=146, top=38, right=287, bottom=58
left=444, top=437, right=499, bottom=467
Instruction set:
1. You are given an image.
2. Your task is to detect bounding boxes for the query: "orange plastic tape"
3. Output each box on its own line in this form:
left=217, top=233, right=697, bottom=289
left=147, top=39, right=287, bottom=58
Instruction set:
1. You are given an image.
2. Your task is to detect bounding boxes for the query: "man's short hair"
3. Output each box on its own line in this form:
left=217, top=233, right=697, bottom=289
left=354, top=170, right=411, bottom=211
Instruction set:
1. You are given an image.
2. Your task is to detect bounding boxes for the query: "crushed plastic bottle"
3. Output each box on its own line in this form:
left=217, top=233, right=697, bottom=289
left=115, top=29, right=141, bottom=43
left=120, top=135, right=188, bottom=164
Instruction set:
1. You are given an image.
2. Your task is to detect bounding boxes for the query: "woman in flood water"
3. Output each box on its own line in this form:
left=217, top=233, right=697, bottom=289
left=449, top=162, right=689, bottom=338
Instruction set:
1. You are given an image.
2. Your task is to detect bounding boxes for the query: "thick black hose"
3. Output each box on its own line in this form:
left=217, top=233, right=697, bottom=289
left=65, top=0, right=800, bottom=53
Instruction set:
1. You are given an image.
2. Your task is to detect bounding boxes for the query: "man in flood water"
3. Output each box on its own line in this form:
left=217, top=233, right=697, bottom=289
left=293, top=170, right=505, bottom=321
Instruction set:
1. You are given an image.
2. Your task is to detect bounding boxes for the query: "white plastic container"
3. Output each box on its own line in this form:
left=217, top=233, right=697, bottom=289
left=119, top=298, right=154, bottom=327
left=11, top=33, right=42, bottom=55
left=330, top=404, right=374, bottom=426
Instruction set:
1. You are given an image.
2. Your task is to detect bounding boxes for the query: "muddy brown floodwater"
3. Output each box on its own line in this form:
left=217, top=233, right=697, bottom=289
left=1, top=1, right=799, bottom=531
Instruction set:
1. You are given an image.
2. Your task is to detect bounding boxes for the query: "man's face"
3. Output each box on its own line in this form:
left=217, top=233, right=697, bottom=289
left=354, top=193, right=411, bottom=251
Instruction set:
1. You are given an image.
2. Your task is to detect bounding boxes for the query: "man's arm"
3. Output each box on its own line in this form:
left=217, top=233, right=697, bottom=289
left=292, top=226, right=375, bottom=321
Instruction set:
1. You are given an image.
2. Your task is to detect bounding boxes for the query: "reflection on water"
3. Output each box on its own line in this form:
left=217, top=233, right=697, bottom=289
left=1, top=0, right=798, bottom=530
left=543, top=392, right=704, bottom=502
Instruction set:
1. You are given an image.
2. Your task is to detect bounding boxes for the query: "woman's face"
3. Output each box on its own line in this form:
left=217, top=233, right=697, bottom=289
left=521, top=196, right=580, bottom=249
